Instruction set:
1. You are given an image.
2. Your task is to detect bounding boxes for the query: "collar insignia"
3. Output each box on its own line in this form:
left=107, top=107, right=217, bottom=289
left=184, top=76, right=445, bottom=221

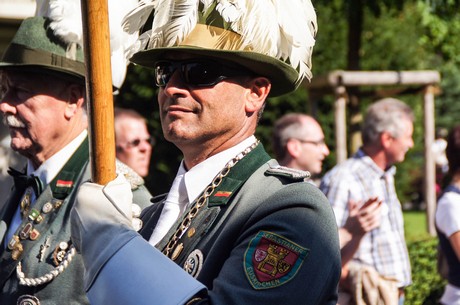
left=56, top=180, right=73, bottom=188
left=213, top=191, right=232, bottom=198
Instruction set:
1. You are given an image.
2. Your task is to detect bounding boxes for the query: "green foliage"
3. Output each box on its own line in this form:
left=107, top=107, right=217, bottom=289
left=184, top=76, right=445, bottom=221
left=313, top=1, right=348, bottom=74
left=435, top=63, right=460, bottom=128
left=405, top=238, right=446, bottom=305
left=404, top=211, right=430, bottom=241
left=257, top=88, right=311, bottom=154
left=415, top=2, right=460, bottom=131
left=404, top=213, right=444, bottom=305
left=361, top=4, right=429, bottom=71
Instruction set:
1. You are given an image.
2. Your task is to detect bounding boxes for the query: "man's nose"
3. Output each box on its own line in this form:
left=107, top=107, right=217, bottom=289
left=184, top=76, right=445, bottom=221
left=138, top=141, right=150, bottom=151
left=0, top=96, right=17, bottom=115
left=323, top=144, right=330, bottom=156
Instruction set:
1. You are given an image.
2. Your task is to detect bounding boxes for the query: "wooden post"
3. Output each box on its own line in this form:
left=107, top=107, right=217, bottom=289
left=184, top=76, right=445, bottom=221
left=334, top=86, right=348, bottom=163
left=81, top=0, right=116, bottom=184
left=423, top=85, right=437, bottom=236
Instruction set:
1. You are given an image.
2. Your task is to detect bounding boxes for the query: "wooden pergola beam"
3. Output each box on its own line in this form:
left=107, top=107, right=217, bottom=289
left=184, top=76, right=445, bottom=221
left=307, top=70, right=441, bottom=89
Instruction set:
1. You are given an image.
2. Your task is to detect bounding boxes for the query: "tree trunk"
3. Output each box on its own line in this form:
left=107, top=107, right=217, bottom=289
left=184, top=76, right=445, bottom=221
left=347, top=0, right=364, bottom=153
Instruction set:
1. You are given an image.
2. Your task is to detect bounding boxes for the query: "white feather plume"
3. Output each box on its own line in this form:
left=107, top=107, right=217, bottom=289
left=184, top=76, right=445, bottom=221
left=124, top=0, right=317, bottom=82
left=108, top=0, right=140, bottom=88
left=151, top=0, right=199, bottom=47
left=36, top=0, right=83, bottom=46
left=35, top=0, right=140, bottom=89
left=215, top=0, right=244, bottom=23
left=122, top=0, right=157, bottom=34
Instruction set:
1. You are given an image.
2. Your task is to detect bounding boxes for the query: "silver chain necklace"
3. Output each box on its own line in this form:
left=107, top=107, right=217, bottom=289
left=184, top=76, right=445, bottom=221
left=163, top=140, right=260, bottom=259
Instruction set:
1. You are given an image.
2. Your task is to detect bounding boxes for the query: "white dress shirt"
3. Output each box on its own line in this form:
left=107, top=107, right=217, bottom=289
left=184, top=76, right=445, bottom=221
left=149, top=136, right=257, bottom=246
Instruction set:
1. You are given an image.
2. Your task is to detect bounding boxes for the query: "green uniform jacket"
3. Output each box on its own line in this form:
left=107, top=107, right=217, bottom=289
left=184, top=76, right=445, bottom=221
left=83, top=144, right=341, bottom=305
left=0, top=138, right=152, bottom=305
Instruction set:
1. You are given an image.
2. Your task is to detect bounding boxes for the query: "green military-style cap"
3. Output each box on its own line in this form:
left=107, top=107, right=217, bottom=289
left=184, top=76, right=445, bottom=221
left=0, top=16, right=85, bottom=82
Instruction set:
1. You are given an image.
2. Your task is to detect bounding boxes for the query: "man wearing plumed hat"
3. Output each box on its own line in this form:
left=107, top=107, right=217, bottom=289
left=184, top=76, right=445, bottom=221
left=70, top=0, right=341, bottom=304
left=0, top=1, right=152, bottom=304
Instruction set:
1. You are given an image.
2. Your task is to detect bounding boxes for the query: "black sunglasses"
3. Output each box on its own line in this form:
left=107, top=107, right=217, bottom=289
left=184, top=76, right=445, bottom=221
left=154, top=59, right=253, bottom=88
left=117, top=137, right=155, bottom=150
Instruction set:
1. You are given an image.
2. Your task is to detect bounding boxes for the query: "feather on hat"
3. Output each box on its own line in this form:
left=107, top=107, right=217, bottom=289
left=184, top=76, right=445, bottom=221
left=122, top=0, right=317, bottom=96
left=37, top=0, right=139, bottom=89
left=2, top=0, right=139, bottom=89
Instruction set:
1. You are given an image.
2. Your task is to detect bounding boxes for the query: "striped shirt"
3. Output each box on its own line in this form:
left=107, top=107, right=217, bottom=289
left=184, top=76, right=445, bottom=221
left=320, top=149, right=412, bottom=287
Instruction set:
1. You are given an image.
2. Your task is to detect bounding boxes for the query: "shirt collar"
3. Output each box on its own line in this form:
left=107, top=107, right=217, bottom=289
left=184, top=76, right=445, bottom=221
left=27, top=130, right=88, bottom=185
left=356, top=148, right=396, bottom=178
left=180, top=136, right=257, bottom=204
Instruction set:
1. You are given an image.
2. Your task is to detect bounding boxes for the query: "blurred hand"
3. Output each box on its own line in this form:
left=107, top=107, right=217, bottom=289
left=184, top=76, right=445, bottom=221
left=343, top=197, right=382, bottom=237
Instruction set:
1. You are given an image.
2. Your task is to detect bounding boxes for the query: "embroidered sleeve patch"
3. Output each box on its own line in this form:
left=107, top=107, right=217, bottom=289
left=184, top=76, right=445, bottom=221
left=244, top=231, right=309, bottom=289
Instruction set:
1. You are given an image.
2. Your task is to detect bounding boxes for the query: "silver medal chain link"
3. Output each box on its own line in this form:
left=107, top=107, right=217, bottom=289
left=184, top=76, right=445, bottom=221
left=162, top=140, right=259, bottom=258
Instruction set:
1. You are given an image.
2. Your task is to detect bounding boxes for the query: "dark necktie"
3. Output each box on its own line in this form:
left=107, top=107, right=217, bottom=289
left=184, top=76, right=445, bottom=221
left=8, top=167, right=44, bottom=197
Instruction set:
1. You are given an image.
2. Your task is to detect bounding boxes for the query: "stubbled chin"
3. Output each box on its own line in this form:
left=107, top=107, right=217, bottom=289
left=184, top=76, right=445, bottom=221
left=162, top=120, right=193, bottom=141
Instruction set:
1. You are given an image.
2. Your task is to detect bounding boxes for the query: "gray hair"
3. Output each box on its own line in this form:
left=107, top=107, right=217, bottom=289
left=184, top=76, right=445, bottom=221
left=362, top=98, right=414, bottom=146
left=272, top=113, right=312, bottom=160
left=114, top=107, right=147, bottom=136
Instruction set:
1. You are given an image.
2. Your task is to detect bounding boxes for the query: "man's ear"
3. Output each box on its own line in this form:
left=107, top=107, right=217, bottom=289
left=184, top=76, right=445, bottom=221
left=244, top=77, right=271, bottom=113
left=64, top=84, right=86, bottom=119
left=286, top=139, right=301, bottom=158
left=380, top=131, right=393, bottom=149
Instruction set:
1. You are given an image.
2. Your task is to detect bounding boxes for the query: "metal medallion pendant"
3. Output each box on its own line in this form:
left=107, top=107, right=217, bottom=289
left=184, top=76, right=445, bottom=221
left=8, top=235, right=23, bottom=260
left=20, top=188, right=33, bottom=216
left=171, top=243, right=184, bottom=261
left=17, top=295, right=40, bottom=305
left=19, top=222, right=33, bottom=240
left=183, top=249, right=204, bottom=278
left=52, top=242, right=69, bottom=266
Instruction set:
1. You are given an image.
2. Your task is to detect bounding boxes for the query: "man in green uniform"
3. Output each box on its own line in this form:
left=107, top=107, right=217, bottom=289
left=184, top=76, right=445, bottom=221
left=0, top=14, right=151, bottom=305
left=71, top=0, right=341, bottom=304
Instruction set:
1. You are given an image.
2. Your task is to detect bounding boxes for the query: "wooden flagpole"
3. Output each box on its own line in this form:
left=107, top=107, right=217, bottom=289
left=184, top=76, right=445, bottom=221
left=80, top=0, right=116, bottom=184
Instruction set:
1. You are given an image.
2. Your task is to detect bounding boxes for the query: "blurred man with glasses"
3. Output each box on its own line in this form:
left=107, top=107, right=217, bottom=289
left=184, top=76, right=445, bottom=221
left=272, top=113, right=330, bottom=183
left=115, top=107, right=154, bottom=178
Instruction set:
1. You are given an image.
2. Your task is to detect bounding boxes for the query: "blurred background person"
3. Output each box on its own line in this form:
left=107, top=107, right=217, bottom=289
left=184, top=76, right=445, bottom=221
left=436, top=124, right=460, bottom=305
left=272, top=113, right=330, bottom=184
left=433, top=127, right=449, bottom=198
left=320, top=98, right=414, bottom=305
left=115, top=107, right=153, bottom=178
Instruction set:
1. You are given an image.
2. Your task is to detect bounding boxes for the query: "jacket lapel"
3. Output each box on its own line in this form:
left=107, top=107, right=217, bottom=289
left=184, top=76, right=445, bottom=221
left=161, top=144, right=271, bottom=263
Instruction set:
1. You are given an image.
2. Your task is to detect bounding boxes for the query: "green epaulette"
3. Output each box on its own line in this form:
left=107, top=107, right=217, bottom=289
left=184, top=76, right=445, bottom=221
left=265, top=165, right=310, bottom=181
left=115, top=160, right=144, bottom=191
